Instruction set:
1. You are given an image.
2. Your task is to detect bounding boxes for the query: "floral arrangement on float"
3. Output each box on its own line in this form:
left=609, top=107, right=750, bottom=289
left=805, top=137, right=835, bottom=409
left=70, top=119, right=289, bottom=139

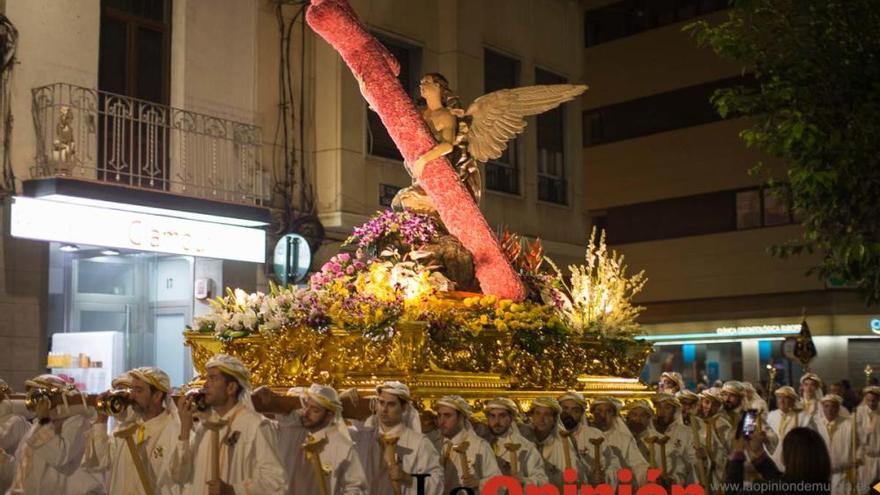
left=186, top=210, right=652, bottom=387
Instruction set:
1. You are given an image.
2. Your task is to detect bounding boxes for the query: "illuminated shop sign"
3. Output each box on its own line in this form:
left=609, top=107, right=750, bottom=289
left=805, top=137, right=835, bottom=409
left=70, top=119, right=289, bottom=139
left=10, top=196, right=265, bottom=263
left=638, top=323, right=802, bottom=341
left=871, top=318, right=880, bottom=334
left=715, top=324, right=802, bottom=336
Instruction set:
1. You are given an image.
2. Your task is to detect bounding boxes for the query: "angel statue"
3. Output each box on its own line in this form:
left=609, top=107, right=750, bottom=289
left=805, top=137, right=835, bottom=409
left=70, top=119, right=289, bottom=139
left=391, top=73, right=588, bottom=216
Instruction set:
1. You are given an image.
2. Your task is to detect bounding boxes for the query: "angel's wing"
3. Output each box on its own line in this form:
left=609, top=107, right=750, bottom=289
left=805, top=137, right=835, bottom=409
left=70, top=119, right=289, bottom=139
left=464, top=84, right=588, bottom=163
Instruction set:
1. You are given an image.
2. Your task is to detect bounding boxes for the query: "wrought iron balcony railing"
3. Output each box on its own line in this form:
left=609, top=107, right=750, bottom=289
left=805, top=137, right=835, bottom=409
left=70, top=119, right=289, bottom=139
left=31, top=82, right=267, bottom=207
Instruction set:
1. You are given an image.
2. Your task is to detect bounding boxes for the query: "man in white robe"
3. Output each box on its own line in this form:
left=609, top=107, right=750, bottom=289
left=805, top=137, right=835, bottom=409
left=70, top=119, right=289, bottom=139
left=659, top=372, right=684, bottom=395
left=590, top=396, right=649, bottom=487
left=693, top=387, right=731, bottom=490
left=520, top=397, right=590, bottom=488
left=0, top=379, right=29, bottom=494
left=172, top=354, right=286, bottom=495
left=82, top=367, right=181, bottom=495
left=675, top=390, right=699, bottom=427
left=6, top=374, right=103, bottom=495
left=651, top=393, right=696, bottom=486
left=766, top=385, right=813, bottom=469
left=856, top=386, right=880, bottom=489
left=435, top=395, right=501, bottom=493
left=720, top=380, right=777, bottom=484
left=817, top=394, right=859, bottom=495
left=482, top=397, right=548, bottom=488
left=557, top=390, right=621, bottom=486
left=742, top=382, right=768, bottom=414
left=420, top=410, right=443, bottom=454
left=273, top=383, right=367, bottom=495
left=799, top=372, right=825, bottom=426
left=351, top=381, right=442, bottom=494
left=624, top=399, right=657, bottom=467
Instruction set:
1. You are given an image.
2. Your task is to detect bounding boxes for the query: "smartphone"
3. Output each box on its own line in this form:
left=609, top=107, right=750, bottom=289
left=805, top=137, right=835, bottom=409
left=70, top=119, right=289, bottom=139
left=740, top=409, right=758, bottom=438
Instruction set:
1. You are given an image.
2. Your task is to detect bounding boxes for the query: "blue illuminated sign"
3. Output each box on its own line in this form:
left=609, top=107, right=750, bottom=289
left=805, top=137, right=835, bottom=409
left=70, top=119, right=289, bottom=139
left=871, top=318, right=880, bottom=334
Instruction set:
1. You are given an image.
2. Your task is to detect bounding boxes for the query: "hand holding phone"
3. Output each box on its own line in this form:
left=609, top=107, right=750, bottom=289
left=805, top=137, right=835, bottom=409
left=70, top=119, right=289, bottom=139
left=738, top=409, right=759, bottom=439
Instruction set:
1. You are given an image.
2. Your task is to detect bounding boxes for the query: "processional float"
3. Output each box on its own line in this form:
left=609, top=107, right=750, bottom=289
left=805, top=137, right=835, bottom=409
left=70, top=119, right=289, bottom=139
left=184, top=0, right=654, bottom=415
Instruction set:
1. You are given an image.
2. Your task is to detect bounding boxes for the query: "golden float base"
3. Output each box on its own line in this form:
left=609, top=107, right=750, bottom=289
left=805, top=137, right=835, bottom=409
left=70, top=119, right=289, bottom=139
left=185, top=317, right=654, bottom=408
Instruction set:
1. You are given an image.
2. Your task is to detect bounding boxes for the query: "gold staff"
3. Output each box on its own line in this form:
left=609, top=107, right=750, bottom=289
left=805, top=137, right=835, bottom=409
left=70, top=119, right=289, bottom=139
left=588, top=437, right=605, bottom=480
left=201, top=419, right=229, bottom=485
left=766, top=365, right=778, bottom=400
left=114, top=424, right=156, bottom=495
left=453, top=441, right=472, bottom=481
left=381, top=435, right=403, bottom=495
left=503, top=443, right=521, bottom=477
left=643, top=435, right=658, bottom=468
left=303, top=434, right=331, bottom=495
left=655, top=435, right=670, bottom=479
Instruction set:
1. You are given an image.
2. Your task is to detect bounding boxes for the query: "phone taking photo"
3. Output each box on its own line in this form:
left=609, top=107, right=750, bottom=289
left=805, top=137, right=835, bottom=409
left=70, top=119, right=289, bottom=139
left=739, top=409, right=758, bottom=438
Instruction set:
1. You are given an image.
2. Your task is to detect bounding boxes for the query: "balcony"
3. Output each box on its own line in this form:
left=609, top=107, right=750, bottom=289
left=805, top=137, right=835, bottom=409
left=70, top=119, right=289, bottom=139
left=30, top=83, right=267, bottom=207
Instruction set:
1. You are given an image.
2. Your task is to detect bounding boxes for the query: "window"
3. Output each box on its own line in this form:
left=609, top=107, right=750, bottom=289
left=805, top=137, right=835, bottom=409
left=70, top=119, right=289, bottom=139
left=582, top=75, right=752, bottom=147
left=536, top=68, right=567, bottom=204
left=763, top=187, right=791, bottom=226
left=585, top=0, right=729, bottom=48
left=99, top=0, right=171, bottom=104
left=366, top=34, right=422, bottom=161
left=379, top=183, right=401, bottom=208
left=735, top=189, right=761, bottom=229
left=483, top=50, right=520, bottom=194
left=596, top=185, right=795, bottom=245
left=736, top=185, right=794, bottom=230
left=98, top=0, right=172, bottom=189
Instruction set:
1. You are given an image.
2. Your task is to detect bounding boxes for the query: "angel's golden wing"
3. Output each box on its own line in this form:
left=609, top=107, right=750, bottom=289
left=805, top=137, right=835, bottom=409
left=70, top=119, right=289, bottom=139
left=464, top=84, right=588, bottom=163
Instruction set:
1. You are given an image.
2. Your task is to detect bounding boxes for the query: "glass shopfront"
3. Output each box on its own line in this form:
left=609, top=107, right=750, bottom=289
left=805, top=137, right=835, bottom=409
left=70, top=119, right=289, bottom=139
left=47, top=242, right=196, bottom=391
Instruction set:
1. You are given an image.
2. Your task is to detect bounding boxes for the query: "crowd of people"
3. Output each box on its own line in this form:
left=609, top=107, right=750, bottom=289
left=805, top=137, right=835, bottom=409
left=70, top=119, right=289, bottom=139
left=0, top=358, right=878, bottom=495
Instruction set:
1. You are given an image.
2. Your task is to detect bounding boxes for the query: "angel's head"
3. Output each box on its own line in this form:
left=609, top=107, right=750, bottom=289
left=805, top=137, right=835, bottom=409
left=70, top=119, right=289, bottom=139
left=419, top=73, right=461, bottom=110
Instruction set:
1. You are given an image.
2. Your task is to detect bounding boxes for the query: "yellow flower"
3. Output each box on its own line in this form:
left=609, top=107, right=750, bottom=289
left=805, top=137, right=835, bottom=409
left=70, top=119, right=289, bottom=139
left=479, top=315, right=489, bottom=325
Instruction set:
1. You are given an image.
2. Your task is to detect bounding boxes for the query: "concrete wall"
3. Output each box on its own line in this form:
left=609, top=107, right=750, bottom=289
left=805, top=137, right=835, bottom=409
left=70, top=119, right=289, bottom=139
left=171, top=0, right=258, bottom=123
left=5, top=0, right=100, bottom=185
left=619, top=225, right=824, bottom=303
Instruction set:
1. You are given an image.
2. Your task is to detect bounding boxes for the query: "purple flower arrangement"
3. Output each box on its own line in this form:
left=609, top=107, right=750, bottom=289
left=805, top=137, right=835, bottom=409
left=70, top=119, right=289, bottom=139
left=344, top=210, right=441, bottom=252
left=308, top=253, right=367, bottom=291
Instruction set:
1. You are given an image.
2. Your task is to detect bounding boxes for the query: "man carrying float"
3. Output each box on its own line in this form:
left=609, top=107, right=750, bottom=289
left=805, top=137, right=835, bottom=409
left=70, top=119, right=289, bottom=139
left=482, top=397, right=548, bottom=488
left=272, top=383, right=368, bottom=495
left=435, top=395, right=501, bottom=493
left=172, top=354, right=286, bottom=495
left=351, top=381, right=443, bottom=495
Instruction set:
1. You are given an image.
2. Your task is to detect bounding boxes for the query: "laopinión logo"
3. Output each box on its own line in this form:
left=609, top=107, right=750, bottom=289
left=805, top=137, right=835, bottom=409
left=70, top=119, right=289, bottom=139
left=411, top=468, right=706, bottom=495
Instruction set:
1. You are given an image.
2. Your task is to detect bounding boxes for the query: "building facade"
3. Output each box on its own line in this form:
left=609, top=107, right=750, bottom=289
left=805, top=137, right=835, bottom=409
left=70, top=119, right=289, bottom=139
left=0, top=0, right=273, bottom=390
left=580, top=0, right=879, bottom=389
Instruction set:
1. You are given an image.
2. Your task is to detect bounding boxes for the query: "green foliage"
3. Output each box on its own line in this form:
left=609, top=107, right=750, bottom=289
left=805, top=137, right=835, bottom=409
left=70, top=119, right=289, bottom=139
left=687, top=0, right=880, bottom=304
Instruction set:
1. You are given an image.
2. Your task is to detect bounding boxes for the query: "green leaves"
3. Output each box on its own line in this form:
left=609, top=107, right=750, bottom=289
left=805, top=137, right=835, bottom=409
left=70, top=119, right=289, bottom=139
left=691, top=0, right=880, bottom=305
